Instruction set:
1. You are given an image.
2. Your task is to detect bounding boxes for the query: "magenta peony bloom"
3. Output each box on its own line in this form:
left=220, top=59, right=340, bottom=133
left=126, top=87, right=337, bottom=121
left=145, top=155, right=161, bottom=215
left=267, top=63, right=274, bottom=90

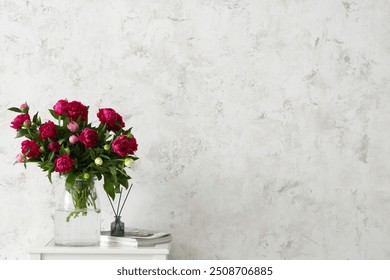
left=39, top=121, right=58, bottom=140
left=66, top=101, right=88, bottom=121
left=128, top=137, right=137, bottom=154
left=10, top=114, right=30, bottom=130
left=112, top=136, right=138, bottom=157
left=48, top=142, right=60, bottom=152
left=53, top=99, right=68, bottom=115
left=78, top=128, right=98, bottom=149
left=54, top=154, right=74, bottom=173
left=97, top=108, right=125, bottom=131
left=21, top=140, right=41, bottom=158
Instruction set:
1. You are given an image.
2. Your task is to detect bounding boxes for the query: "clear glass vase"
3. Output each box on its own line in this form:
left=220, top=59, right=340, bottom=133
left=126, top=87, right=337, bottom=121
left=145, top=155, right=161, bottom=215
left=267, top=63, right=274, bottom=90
left=54, top=178, right=101, bottom=246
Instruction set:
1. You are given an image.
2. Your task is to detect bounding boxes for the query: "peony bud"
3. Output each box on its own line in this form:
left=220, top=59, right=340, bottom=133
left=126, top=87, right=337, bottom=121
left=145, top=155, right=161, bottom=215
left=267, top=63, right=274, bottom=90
left=67, top=121, right=79, bottom=132
left=69, top=135, right=79, bottom=144
left=83, top=173, right=90, bottom=180
left=64, top=147, right=70, bottom=155
left=127, top=133, right=133, bottom=139
left=23, top=120, right=30, bottom=128
left=40, top=146, right=45, bottom=152
left=20, top=103, right=29, bottom=113
left=94, top=157, right=103, bottom=166
left=124, top=158, right=134, bottom=168
left=103, top=144, right=110, bottom=151
left=15, top=153, right=24, bottom=163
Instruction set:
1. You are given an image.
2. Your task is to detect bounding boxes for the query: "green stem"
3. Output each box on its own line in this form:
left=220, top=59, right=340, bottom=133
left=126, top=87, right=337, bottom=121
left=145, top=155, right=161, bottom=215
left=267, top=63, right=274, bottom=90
left=26, top=126, right=34, bottom=139
left=65, top=179, right=96, bottom=221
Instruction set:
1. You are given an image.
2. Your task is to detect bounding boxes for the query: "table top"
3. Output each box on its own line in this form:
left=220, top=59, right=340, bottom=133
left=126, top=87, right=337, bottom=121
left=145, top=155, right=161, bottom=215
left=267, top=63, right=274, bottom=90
left=28, top=239, right=171, bottom=255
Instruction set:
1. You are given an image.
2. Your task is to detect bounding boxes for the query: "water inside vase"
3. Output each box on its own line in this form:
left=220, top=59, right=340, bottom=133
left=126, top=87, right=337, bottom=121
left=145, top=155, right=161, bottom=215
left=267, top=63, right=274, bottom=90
left=54, top=209, right=101, bottom=246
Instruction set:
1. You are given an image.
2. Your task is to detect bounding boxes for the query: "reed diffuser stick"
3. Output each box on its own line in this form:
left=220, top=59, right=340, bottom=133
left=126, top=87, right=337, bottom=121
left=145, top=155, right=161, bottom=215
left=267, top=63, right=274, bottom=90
left=118, top=184, right=133, bottom=217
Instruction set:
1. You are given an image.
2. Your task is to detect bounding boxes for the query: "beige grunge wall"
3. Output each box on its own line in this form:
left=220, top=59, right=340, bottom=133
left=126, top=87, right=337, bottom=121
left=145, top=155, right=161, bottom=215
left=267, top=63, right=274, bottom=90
left=1, top=0, right=390, bottom=259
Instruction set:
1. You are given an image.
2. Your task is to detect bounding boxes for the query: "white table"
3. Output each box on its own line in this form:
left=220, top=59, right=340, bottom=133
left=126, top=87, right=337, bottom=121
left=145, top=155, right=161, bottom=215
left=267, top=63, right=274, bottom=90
left=28, top=239, right=171, bottom=260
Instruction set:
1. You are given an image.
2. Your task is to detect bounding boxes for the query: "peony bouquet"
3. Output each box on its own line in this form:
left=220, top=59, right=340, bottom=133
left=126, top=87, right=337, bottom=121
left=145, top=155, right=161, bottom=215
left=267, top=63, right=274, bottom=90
left=9, top=100, right=138, bottom=217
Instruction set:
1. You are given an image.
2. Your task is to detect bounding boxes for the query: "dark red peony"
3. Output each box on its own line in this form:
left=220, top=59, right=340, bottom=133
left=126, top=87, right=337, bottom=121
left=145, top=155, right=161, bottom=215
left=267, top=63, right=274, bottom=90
left=54, top=154, right=74, bottom=173
left=78, top=128, right=98, bottom=149
left=10, top=114, right=30, bottom=130
left=39, top=121, right=58, bottom=140
left=66, top=101, right=88, bottom=121
left=21, top=140, right=41, bottom=158
left=97, top=108, right=125, bottom=131
left=48, top=142, right=60, bottom=152
left=128, top=137, right=138, bottom=154
left=112, top=136, right=138, bottom=157
left=53, top=99, right=68, bottom=115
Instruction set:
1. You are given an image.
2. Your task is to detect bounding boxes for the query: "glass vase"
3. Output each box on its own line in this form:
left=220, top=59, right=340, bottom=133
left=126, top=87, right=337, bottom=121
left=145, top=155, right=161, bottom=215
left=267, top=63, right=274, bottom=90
left=54, top=178, right=101, bottom=246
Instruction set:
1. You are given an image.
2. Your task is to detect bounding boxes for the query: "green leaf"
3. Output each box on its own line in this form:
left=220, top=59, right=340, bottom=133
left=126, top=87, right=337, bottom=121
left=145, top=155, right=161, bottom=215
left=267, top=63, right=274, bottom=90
left=99, top=123, right=106, bottom=132
left=8, top=107, right=22, bottom=113
left=117, top=168, right=130, bottom=179
left=48, top=168, right=53, bottom=184
left=128, top=156, right=139, bottom=161
left=63, top=117, right=70, bottom=127
left=114, top=183, right=121, bottom=193
left=122, top=127, right=132, bottom=134
left=48, top=151, right=55, bottom=162
left=16, top=129, right=27, bottom=138
left=32, top=112, right=39, bottom=124
left=104, top=131, right=111, bottom=141
left=80, top=150, right=91, bottom=162
left=36, top=117, right=42, bottom=126
left=109, top=166, right=118, bottom=186
left=118, top=175, right=129, bottom=189
left=89, top=149, right=96, bottom=160
left=104, top=175, right=115, bottom=200
left=49, top=109, right=60, bottom=120
left=109, top=166, right=117, bottom=176
left=74, top=144, right=81, bottom=157
left=65, top=173, right=76, bottom=192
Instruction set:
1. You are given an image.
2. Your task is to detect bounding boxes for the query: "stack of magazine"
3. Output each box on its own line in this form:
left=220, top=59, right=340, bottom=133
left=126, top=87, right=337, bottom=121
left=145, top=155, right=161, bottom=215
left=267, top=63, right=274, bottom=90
left=100, top=228, right=172, bottom=247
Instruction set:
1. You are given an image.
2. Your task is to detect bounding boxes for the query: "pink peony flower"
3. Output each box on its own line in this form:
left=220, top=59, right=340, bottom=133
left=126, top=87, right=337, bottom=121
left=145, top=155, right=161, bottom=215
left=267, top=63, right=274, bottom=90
left=15, top=153, right=24, bottom=163
left=67, top=121, right=79, bottom=132
left=39, top=121, right=58, bottom=140
left=112, top=136, right=138, bottom=157
left=23, top=120, right=30, bottom=127
left=69, top=135, right=79, bottom=144
left=53, top=99, right=68, bottom=115
left=78, top=128, right=98, bottom=149
left=48, top=142, right=60, bottom=152
left=54, top=154, right=74, bottom=173
left=66, top=101, right=88, bottom=121
left=97, top=108, right=125, bottom=131
left=10, top=114, right=30, bottom=131
left=21, top=140, right=41, bottom=158
left=20, top=103, right=29, bottom=113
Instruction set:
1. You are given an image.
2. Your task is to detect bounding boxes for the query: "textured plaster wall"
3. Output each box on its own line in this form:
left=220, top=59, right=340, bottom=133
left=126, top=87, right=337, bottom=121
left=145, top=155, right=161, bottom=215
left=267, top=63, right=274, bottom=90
left=0, top=0, right=390, bottom=259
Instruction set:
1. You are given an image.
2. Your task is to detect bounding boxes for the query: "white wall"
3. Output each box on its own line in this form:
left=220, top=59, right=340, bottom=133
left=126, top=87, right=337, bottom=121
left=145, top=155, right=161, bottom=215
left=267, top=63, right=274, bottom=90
left=1, top=0, right=390, bottom=259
